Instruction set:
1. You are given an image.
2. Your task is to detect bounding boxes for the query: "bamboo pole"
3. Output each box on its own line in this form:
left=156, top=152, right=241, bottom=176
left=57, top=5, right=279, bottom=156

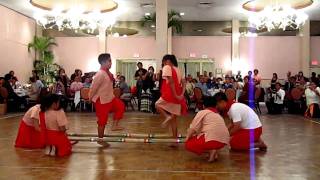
left=68, top=133, right=186, bottom=139
left=69, top=137, right=186, bottom=143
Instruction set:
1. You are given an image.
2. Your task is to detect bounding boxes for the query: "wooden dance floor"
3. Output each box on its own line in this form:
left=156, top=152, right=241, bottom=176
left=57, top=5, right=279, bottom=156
left=0, top=111, right=320, bottom=179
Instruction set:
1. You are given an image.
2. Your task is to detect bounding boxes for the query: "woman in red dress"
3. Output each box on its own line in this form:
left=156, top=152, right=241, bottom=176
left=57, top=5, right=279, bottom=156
left=156, top=55, right=187, bottom=146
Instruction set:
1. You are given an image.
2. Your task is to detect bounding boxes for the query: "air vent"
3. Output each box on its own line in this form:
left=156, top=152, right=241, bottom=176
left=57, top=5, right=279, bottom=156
left=198, top=1, right=213, bottom=8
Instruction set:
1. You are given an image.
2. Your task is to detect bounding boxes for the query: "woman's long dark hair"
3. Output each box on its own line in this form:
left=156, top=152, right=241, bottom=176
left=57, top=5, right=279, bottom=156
left=162, top=54, right=178, bottom=67
left=40, top=94, right=61, bottom=112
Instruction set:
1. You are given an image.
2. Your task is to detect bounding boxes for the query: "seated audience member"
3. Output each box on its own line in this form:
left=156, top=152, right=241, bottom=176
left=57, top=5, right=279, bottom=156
left=11, top=77, right=21, bottom=89
left=214, top=92, right=267, bottom=151
left=236, top=71, right=242, bottom=81
left=70, top=76, right=83, bottom=96
left=6, top=71, right=16, bottom=80
left=310, top=72, right=319, bottom=85
left=304, top=82, right=320, bottom=118
left=52, top=77, right=66, bottom=96
left=238, top=76, right=256, bottom=103
left=266, top=82, right=285, bottom=114
left=70, top=69, right=82, bottom=82
left=284, top=76, right=296, bottom=92
left=297, top=71, right=308, bottom=84
left=223, top=77, right=233, bottom=89
left=3, top=74, right=27, bottom=111
left=253, top=69, right=261, bottom=85
left=143, top=66, right=156, bottom=92
left=270, top=73, right=278, bottom=90
left=208, top=72, right=214, bottom=80
left=185, top=76, right=195, bottom=97
left=196, top=75, right=209, bottom=96
left=185, top=96, right=229, bottom=162
left=28, top=77, right=41, bottom=101
left=247, top=71, right=253, bottom=81
left=216, top=77, right=224, bottom=89
left=83, top=77, right=92, bottom=88
left=0, top=77, right=7, bottom=103
left=58, top=68, right=70, bottom=88
left=119, top=76, right=131, bottom=94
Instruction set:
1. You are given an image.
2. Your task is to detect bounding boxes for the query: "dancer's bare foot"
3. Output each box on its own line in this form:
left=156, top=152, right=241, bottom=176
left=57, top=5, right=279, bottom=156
left=208, top=150, right=217, bottom=162
left=255, top=139, right=267, bottom=152
left=161, top=115, right=172, bottom=128
left=97, top=139, right=110, bottom=148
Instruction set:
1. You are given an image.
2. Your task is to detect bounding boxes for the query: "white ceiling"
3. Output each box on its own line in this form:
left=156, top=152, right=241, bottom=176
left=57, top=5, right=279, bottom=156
left=0, top=0, right=320, bottom=21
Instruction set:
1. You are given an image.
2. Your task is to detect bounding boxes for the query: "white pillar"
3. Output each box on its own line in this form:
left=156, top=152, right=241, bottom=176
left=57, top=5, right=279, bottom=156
left=156, top=0, right=168, bottom=70
left=231, top=19, right=240, bottom=74
left=299, top=20, right=310, bottom=76
left=98, top=27, right=106, bottom=54
left=168, top=27, right=172, bottom=54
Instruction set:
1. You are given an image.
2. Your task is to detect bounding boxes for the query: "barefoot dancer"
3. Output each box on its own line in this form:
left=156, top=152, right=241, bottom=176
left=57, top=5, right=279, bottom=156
left=156, top=54, right=187, bottom=143
left=214, top=92, right=267, bottom=151
left=89, top=53, right=125, bottom=147
left=185, top=97, right=229, bottom=162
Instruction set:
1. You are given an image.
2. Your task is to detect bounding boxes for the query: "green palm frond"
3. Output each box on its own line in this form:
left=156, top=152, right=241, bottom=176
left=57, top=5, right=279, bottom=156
left=140, top=10, right=183, bottom=34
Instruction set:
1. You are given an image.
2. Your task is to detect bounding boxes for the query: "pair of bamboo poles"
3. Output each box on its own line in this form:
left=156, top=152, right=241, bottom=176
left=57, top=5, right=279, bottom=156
left=68, top=133, right=186, bottom=143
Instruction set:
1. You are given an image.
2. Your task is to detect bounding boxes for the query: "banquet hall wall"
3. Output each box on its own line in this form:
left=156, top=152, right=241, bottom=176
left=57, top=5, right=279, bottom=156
left=53, top=36, right=320, bottom=79
left=0, top=5, right=35, bottom=83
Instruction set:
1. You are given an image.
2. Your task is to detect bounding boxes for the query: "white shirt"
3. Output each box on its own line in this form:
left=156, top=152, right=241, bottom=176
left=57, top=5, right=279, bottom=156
left=272, top=89, right=285, bottom=104
left=228, top=103, right=262, bottom=129
left=305, top=87, right=320, bottom=106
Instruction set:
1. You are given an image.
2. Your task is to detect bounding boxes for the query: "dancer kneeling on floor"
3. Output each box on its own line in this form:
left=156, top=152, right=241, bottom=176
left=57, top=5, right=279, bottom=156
left=214, top=92, right=267, bottom=151
left=89, top=53, right=125, bottom=147
left=185, top=96, right=229, bottom=162
left=15, top=104, right=45, bottom=149
left=155, top=54, right=187, bottom=147
left=41, top=94, right=74, bottom=157
left=214, top=93, right=267, bottom=151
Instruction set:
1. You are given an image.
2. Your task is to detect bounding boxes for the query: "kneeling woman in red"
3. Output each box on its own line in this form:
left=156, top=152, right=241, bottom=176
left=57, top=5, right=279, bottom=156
left=185, top=97, right=229, bottom=162
left=40, top=94, right=72, bottom=157
left=15, top=104, right=45, bottom=149
left=156, top=54, right=187, bottom=145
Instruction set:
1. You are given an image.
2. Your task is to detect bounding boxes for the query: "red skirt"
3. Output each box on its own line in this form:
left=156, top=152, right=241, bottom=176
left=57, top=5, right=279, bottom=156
left=185, top=135, right=226, bottom=155
left=230, top=127, right=262, bottom=150
left=46, top=130, right=72, bottom=157
left=15, top=120, right=46, bottom=149
left=94, top=98, right=125, bottom=126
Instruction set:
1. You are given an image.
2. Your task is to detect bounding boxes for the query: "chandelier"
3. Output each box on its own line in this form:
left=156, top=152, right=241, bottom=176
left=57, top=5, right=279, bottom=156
left=249, top=4, right=308, bottom=32
left=31, top=0, right=121, bottom=33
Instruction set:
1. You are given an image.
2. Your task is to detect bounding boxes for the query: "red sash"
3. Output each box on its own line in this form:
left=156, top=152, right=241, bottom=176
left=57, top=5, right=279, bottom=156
left=161, top=66, right=187, bottom=115
left=101, top=68, right=115, bottom=82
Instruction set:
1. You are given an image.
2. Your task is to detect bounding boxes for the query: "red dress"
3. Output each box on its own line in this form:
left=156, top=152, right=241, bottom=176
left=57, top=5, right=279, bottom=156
left=39, top=112, right=72, bottom=157
left=15, top=119, right=46, bottom=149
left=161, top=66, right=187, bottom=115
left=185, top=108, right=226, bottom=155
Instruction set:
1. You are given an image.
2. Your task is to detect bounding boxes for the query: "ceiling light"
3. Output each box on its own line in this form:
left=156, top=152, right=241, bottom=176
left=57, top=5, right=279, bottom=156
left=150, top=24, right=156, bottom=28
left=249, top=4, right=308, bottom=32
left=194, top=28, right=204, bottom=32
left=30, top=0, right=120, bottom=32
left=180, top=12, right=185, bottom=16
left=145, top=12, right=151, bottom=16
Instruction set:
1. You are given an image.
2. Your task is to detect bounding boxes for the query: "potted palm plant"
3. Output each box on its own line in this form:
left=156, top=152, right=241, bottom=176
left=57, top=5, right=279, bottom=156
left=28, top=36, right=59, bottom=85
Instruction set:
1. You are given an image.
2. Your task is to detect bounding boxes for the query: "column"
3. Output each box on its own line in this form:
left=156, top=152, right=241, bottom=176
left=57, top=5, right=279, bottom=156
left=156, top=0, right=168, bottom=70
left=98, top=27, right=106, bottom=54
left=167, top=27, right=172, bottom=54
left=299, top=20, right=310, bottom=76
left=231, top=19, right=240, bottom=74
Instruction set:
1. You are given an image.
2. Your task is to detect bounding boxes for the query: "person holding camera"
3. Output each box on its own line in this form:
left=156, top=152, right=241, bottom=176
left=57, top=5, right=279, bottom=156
left=266, top=82, right=285, bottom=114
